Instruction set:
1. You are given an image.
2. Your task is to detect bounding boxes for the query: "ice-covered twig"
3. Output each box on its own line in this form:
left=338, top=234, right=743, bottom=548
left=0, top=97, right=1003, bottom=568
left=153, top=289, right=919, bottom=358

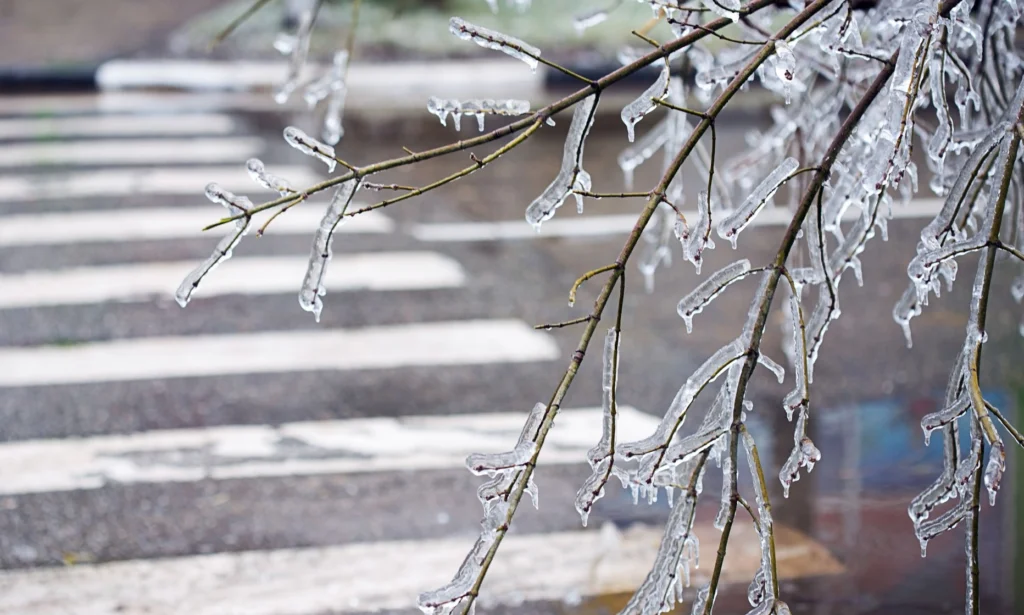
left=449, top=17, right=541, bottom=71
left=245, top=158, right=295, bottom=196
left=575, top=328, right=620, bottom=526
left=298, top=179, right=358, bottom=321
left=677, top=259, right=754, bottom=333
left=621, top=64, right=671, bottom=143
left=717, top=157, right=800, bottom=249
left=526, top=94, right=599, bottom=228
left=273, top=0, right=320, bottom=104
left=283, top=126, right=338, bottom=172
left=175, top=183, right=253, bottom=307
left=418, top=402, right=546, bottom=615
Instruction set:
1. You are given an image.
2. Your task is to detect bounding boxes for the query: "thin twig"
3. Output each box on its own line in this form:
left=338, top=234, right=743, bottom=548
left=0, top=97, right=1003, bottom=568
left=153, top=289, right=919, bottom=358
left=569, top=264, right=619, bottom=307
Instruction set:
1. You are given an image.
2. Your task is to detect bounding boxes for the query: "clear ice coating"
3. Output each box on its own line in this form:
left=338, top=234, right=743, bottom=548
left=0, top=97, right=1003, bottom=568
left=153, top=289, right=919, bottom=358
left=418, top=402, right=546, bottom=615
left=681, top=190, right=715, bottom=273
left=621, top=64, right=671, bottom=143
left=175, top=183, right=253, bottom=307
left=304, top=50, right=348, bottom=108
left=525, top=95, right=598, bottom=228
left=572, top=7, right=609, bottom=34
left=273, top=4, right=317, bottom=104
left=677, top=259, right=752, bottom=333
left=426, top=97, right=531, bottom=131
left=298, top=179, right=357, bottom=321
left=717, top=157, right=799, bottom=249
left=449, top=17, right=541, bottom=71
left=699, top=0, right=739, bottom=21
left=283, top=126, right=337, bottom=172
left=773, top=41, right=797, bottom=104
left=575, top=328, right=619, bottom=526
left=245, top=158, right=295, bottom=196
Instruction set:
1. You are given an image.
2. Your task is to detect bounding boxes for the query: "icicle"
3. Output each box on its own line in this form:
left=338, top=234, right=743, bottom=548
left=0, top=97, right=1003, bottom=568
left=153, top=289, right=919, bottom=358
left=175, top=184, right=252, bottom=307
left=298, top=179, right=357, bottom=321
left=283, top=126, right=337, bottom=172
left=572, top=7, right=608, bottom=34
left=245, top=158, right=294, bottom=196
left=717, top=157, right=799, bottom=248
left=526, top=95, right=597, bottom=228
left=616, top=491, right=699, bottom=614
left=617, top=116, right=672, bottom=190
left=621, top=64, right=670, bottom=143
left=427, top=97, right=531, bottom=130
left=677, top=259, right=752, bottom=333
left=984, top=441, right=1005, bottom=506
left=893, top=285, right=921, bottom=348
left=449, top=17, right=540, bottom=71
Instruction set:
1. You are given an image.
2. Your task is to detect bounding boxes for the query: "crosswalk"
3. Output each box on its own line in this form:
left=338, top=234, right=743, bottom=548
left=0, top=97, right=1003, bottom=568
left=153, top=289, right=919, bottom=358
left=0, top=93, right=847, bottom=614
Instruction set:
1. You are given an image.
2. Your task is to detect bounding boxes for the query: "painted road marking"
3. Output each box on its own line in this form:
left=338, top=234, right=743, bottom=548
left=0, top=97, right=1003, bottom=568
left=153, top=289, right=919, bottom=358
left=0, top=137, right=263, bottom=168
left=0, top=523, right=842, bottom=614
left=0, top=252, right=463, bottom=308
left=0, top=166, right=320, bottom=202
left=0, top=407, right=655, bottom=495
left=0, top=205, right=391, bottom=247
left=0, top=319, right=559, bottom=387
left=0, top=113, right=236, bottom=140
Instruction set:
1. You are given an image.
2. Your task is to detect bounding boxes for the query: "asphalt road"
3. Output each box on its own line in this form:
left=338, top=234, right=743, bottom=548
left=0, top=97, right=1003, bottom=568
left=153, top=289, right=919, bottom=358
left=0, top=91, right=1019, bottom=615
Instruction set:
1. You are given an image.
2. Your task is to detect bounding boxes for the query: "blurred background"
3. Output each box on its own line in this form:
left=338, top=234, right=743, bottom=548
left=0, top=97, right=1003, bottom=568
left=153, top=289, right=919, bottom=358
left=0, top=1, right=1021, bottom=614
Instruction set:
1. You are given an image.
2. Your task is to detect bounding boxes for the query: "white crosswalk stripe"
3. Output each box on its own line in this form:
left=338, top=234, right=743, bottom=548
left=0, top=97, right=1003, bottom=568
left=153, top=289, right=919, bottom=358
left=0, top=137, right=264, bottom=167
left=0, top=92, right=846, bottom=612
left=0, top=166, right=321, bottom=202
left=0, top=113, right=236, bottom=140
left=0, top=205, right=392, bottom=247
left=0, top=252, right=464, bottom=308
left=0, top=407, right=655, bottom=495
left=0, top=319, right=558, bottom=387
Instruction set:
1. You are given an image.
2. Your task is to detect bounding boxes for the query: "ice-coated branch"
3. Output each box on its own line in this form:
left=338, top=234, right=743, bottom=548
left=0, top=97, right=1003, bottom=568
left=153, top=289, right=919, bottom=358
left=574, top=332, right=618, bottom=525
left=201, top=0, right=785, bottom=233
left=283, top=126, right=338, bottom=172
left=245, top=158, right=295, bottom=196
left=676, top=259, right=753, bottom=333
left=525, top=94, right=599, bottom=228
left=621, top=64, right=671, bottom=142
left=174, top=183, right=253, bottom=307
left=449, top=17, right=541, bottom=71
left=716, top=157, right=800, bottom=249
left=418, top=402, right=545, bottom=615
left=615, top=454, right=707, bottom=615
left=298, top=178, right=359, bottom=321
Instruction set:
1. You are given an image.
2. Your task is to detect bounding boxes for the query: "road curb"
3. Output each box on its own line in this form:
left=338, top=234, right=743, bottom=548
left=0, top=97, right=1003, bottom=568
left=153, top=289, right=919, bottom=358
left=0, top=66, right=99, bottom=93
